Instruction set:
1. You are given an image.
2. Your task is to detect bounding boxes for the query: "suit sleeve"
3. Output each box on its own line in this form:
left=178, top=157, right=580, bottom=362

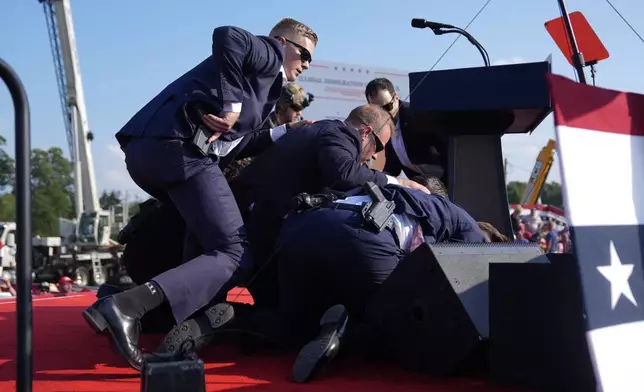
left=235, top=120, right=289, bottom=159
left=317, top=128, right=389, bottom=190
left=236, top=128, right=273, bottom=159
left=382, top=142, right=403, bottom=177
left=212, top=26, right=281, bottom=106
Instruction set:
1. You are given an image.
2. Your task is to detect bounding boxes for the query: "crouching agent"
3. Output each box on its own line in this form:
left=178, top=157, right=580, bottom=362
left=155, top=181, right=486, bottom=383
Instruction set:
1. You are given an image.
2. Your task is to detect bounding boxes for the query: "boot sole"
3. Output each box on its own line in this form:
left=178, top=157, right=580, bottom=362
left=292, top=304, right=348, bottom=384
left=155, top=303, right=236, bottom=354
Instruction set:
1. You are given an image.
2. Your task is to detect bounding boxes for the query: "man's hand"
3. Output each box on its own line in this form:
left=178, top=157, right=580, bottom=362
left=202, top=112, right=239, bottom=143
left=287, top=119, right=314, bottom=130
left=398, top=178, right=431, bottom=195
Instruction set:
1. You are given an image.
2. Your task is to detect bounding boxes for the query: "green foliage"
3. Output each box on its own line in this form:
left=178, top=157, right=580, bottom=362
left=31, top=148, right=75, bottom=236
left=0, top=136, right=14, bottom=191
left=100, top=190, right=122, bottom=210
left=505, top=181, right=527, bottom=205
left=506, top=181, right=563, bottom=208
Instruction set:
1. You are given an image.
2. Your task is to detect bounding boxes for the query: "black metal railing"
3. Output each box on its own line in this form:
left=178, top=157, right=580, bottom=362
left=0, top=57, right=33, bottom=392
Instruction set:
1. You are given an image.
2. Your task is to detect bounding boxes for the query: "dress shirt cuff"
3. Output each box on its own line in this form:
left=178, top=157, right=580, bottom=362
left=223, top=102, right=243, bottom=113
left=386, top=175, right=399, bottom=185
left=269, top=124, right=288, bottom=142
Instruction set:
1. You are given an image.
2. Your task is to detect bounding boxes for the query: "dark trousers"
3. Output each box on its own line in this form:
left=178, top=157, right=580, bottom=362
left=244, top=206, right=284, bottom=308
left=124, top=138, right=253, bottom=323
left=253, top=208, right=405, bottom=346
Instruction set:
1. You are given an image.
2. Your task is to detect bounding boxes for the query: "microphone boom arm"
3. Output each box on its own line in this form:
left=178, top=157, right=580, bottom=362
left=432, top=27, right=490, bottom=67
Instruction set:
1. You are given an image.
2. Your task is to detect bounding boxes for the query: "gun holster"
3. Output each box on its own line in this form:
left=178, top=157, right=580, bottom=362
left=288, top=182, right=396, bottom=233
left=360, top=182, right=396, bottom=232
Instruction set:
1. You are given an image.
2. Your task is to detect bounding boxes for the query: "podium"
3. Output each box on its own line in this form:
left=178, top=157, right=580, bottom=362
left=409, top=61, right=552, bottom=237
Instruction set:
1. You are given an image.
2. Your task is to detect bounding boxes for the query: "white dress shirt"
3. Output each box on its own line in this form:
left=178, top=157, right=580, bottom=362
left=211, top=66, right=288, bottom=157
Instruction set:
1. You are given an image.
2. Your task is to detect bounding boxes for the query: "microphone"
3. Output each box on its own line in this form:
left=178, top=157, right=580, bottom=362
left=411, top=18, right=490, bottom=67
left=411, top=18, right=455, bottom=30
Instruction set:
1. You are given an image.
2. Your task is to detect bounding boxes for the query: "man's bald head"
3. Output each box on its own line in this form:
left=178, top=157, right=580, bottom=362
left=345, top=104, right=395, bottom=164
left=346, top=104, right=395, bottom=136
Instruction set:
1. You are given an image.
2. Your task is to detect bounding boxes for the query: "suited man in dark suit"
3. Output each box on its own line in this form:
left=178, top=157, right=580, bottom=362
left=153, top=104, right=431, bottom=355
left=218, top=82, right=314, bottom=170
left=82, top=18, right=318, bottom=370
left=365, top=78, right=449, bottom=182
left=230, top=104, right=430, bottom=307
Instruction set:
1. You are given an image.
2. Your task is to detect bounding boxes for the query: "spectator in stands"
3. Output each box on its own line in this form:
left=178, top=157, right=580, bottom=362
left=560, top=224, right=572, bottom=253
left=544, top=221, right=559, bottom=253
left=58, top=276, right=74, bottom=294
left=510, top=206, right=523, bottom=235
left=0, top=277, right=15, bottom=297
left=522, top=208, right=542, bottom=234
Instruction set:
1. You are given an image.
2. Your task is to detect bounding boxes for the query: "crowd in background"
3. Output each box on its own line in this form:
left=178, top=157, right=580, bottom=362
left=511, top=206, right=572, bottom=253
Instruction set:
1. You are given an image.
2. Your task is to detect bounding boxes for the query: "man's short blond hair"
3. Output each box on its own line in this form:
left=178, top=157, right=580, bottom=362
left=270, top=18, right=318, bottom=46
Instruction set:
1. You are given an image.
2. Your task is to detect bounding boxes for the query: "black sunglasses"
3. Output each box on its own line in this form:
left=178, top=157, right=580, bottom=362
left=381, top=96, right=396, bottom=112
left=356, top=122, right=384, bottom=153
left=372, top=132, right=384, bottom=153
left=281, top=37, right=312, bottom=64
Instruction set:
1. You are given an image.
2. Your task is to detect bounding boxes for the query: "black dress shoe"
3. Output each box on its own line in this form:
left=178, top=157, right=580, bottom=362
left=82, top=297, right=143, bottom=370
left=156, top=302, right=236, bottom=355
left=83, top=297, right=109, bottom=334
left=292, top=304, right=348, bottom=384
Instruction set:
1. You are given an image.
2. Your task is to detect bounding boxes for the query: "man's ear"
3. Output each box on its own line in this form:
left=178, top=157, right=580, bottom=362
left=359, top=125, right=373, bottom=137
left=276, top=36, right=286, bottom=45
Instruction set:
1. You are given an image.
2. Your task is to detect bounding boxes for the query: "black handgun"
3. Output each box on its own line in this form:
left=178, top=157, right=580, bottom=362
left=184, top=101, right=224, bottom=157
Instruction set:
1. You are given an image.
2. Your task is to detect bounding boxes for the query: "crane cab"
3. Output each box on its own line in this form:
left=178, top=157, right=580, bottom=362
left=75, top=210, right=111, bottom=248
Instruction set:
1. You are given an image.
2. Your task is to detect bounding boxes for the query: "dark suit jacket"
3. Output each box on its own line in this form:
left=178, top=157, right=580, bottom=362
left=218, top=112, right=277, bottom=168
left=115, top=26, right=284, bottom=146
left=231, top=119, right=391, bottom=220
left=383, top=101, right=448, bottom=180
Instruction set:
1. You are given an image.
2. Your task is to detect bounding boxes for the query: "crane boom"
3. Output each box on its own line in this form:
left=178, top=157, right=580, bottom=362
left=40, top=0, right=99, bottom=216
left=521, top=139, right=556, bottom=204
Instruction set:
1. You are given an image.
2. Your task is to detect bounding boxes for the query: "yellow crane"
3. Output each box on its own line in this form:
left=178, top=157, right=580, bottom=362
left=520, top=139, right=556, bottom=204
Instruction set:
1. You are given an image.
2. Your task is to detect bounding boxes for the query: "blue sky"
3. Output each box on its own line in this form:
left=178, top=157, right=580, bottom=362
left=1, top=0, right=642, bottom=200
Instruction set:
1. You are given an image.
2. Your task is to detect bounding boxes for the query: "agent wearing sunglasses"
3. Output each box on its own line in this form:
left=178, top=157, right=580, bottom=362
left=95, top=18, right=318, bottom=371
left=365, top=78, right=448, bottom=183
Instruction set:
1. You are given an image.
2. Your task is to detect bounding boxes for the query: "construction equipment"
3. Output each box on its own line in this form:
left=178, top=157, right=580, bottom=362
left=40, top=0, right=113, bottom=247
left=521, top=139, right=557, bottom=205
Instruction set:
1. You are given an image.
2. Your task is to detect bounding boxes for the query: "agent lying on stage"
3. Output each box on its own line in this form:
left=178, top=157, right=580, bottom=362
left=155, top=177, right=486, bottom=383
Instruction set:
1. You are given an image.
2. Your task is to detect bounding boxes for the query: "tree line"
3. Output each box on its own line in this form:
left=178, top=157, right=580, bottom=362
left=506, top=180, right=563, bottom=208
left=0, top=136, right=139, bottom=236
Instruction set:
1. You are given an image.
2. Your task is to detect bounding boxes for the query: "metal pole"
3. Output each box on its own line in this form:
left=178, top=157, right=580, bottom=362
left=0, top=58, right=33, bottom=392
left=557, top=0, right=587, bottom=84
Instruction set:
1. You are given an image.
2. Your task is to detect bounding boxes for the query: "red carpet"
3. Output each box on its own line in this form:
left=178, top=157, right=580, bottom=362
left=0, top=289, right=510, bottom=391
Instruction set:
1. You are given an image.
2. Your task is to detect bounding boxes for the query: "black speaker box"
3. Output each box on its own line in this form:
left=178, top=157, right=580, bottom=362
left=364, top=242, right=544, bottom=376
left=431, top=242, right=545, bottom=338
left=489, top=253, right=596, bottom=391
